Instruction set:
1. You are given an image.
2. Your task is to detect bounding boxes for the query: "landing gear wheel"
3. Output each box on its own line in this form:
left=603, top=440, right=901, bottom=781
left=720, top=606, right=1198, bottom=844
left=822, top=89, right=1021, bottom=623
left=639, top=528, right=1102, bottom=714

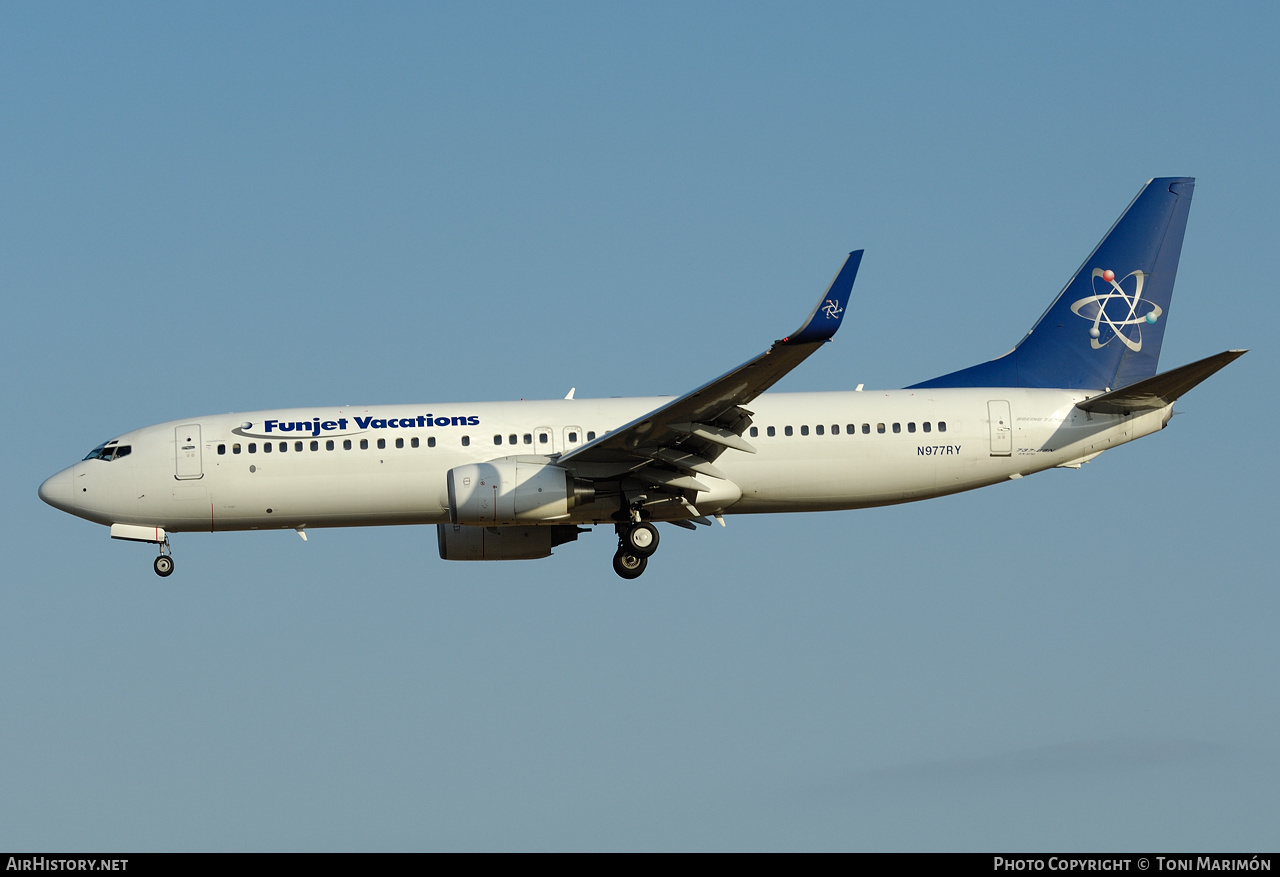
left=624, top=522, right=660, bottom=557
left=153, top=555, right=174, bottom=577
left=612, top=549, right=648, bottom=580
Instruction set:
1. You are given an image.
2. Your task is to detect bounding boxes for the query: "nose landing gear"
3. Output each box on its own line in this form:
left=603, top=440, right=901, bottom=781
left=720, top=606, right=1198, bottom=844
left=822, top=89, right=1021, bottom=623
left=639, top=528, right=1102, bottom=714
left=153, top=537, right=174, bottom=577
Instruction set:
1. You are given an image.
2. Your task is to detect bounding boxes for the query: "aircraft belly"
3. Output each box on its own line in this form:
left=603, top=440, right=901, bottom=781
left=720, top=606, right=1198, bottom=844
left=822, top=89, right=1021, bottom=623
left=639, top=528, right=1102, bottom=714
left=725, top=445, right=942, bottom=512
left=206, top=461, right=450, bottom=530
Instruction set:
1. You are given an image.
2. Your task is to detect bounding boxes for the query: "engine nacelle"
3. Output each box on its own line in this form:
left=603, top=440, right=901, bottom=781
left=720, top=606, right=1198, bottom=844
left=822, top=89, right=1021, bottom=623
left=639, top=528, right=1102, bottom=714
left=437, top=523, right=583, bottom=561
left=446, top=460, right=595, bottom=526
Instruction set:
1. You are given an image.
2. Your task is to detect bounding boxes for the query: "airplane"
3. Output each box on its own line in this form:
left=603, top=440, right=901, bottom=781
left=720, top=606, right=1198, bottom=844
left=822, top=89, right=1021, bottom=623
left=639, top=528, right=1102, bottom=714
left=38, top=177, right=1244, bottom=579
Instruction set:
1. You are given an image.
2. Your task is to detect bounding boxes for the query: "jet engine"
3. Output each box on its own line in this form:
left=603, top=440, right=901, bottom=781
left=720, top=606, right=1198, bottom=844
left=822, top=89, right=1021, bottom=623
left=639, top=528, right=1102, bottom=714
left=447, top=460, right=595, bottom=526
left=437, top=523, right=584, bottom=560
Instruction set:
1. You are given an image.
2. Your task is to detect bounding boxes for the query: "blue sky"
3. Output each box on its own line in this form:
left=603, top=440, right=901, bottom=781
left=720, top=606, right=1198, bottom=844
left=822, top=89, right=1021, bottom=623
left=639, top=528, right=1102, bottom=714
left=3, top=2, right=1277, bottom=851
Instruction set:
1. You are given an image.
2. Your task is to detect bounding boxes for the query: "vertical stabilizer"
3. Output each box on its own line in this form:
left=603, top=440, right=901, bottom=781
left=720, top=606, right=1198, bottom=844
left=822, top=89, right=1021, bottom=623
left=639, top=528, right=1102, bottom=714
left=910, top=178, right=1194, bottom=390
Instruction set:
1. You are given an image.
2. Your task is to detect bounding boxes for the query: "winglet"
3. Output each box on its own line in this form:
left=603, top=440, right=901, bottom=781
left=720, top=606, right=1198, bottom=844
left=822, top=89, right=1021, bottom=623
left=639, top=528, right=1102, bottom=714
left=783, top=250, right=863, bottom=344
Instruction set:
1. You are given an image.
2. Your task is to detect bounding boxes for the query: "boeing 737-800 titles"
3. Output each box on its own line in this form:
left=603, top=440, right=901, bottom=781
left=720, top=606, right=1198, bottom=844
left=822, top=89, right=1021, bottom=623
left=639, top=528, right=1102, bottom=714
left=39, top=178, right=1243, bottom=578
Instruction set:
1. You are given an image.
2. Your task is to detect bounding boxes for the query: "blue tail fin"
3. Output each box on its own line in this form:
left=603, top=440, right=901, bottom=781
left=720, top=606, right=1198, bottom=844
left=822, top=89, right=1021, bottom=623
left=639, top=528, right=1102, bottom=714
left=910, top=177, right=1194, bottom=390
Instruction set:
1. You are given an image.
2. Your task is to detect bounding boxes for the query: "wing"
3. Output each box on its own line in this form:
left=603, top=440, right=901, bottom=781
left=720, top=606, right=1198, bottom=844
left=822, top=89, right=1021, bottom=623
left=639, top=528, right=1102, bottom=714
left=557, top=251, right=863, bottom=513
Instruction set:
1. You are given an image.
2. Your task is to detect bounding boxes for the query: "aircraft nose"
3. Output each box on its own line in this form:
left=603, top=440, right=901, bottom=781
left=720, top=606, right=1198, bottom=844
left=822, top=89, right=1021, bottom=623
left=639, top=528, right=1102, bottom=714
left=38, top=470, right=74, bottom=512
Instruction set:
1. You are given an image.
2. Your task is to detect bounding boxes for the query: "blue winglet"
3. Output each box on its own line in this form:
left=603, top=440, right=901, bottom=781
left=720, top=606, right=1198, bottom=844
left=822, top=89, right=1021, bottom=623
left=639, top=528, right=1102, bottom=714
left=784, top=250, right=863, bottom=344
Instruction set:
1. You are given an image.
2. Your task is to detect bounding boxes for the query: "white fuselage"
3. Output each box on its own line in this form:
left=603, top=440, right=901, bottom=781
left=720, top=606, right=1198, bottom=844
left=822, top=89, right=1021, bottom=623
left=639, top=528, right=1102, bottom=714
left=41, top=387, right=1170, bottom=534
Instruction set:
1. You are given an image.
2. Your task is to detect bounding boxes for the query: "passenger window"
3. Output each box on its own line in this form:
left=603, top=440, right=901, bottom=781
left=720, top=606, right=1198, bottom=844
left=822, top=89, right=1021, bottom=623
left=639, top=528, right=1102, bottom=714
left=233, top=443, right=241, bottom=454
left=749, top=426, right=759, bottom=437
left=846, top=425, right=855, bottom=435
left=815, top=425, right=824, bottom=435
left=524, top=434, right=533, bottom=444
left=360, top=439, right=369, bottom=450
left=295, top=441, right=304, bottom=452
left=310, top=441, right=319, bottom=451
left=326, top=440, right=335, bottom=451
left=411, top=437, right=420, bottom=448
left=428, top=436, right=436, bottom=448
left=462, top=436, right=471, bottom=447
left=923, top=422, right=931, bottom=433
left=263, top=442, right=272, bottom=453
left=343, top=439, right=352, bottom=450
left=586, top=432, right=595, bottom=441
left=862, top=423, right=870, bottom=434
left=249, top=443, right=257, bottom=453
left=567, top=432, right=577, bottom=443
left=377, top=438, right=386, bottom=450
left=539, top=434, right=548, bottom=444
left=218, top=444, right=226, bottom=455
left=907, top=422, right=916, bottom=433
left=767, top=426, right=776, bottom=437
left=892, top=423, right=901, bottom=434
left=396, top=438, right=404, bottom=449
left=800, top=425, right=809, bottom=436
left=494, top=435, right=502, bottom=445
left=784, top=426, right=794, bottom=436
left=510, top=434, right=519, bottom=444
left=939, top=421, right=947, bottom=433
left=278, top=442, right=287, bottom=452
left=876, top=423, right=885, bottom=434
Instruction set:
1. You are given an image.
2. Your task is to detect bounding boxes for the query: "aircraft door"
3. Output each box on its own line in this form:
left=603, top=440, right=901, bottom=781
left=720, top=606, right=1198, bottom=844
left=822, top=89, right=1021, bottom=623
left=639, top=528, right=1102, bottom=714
left=175, top=424, right=204, bottom=479
left=987, top=401, right=1012, bottom=456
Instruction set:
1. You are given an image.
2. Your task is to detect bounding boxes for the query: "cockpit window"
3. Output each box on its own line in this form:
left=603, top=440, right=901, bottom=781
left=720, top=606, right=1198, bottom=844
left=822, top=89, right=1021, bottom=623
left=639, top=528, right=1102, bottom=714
left=83, top=443, right=131, bottom=461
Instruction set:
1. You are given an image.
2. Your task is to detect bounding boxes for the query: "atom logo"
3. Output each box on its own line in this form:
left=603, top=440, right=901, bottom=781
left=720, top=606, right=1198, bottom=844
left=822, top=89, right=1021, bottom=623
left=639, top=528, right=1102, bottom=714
left=1069, top=268, right=1161, bottom=352
left=821, top=299, right=843, bottom=320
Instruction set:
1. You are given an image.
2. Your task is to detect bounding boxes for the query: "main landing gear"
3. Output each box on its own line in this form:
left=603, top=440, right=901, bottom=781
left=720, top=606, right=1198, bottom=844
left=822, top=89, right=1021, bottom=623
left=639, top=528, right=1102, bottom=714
left=153, top=537, right=174, bottom=577
left=612, top=520, right=659, bottom=580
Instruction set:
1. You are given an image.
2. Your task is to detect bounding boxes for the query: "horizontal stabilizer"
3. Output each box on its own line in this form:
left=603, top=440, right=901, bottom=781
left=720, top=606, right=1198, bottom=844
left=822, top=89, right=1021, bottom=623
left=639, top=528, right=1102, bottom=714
left=1076, top=350, right=1246, bottom=414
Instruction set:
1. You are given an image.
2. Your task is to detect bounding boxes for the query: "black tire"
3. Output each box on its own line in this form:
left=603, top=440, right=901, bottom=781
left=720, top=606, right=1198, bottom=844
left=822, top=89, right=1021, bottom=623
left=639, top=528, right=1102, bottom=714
left=612, top=549, right=647, bottom=579
left=624, top=522, right=660, bottom=557
left=153, top=555, right=174, bottom=577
